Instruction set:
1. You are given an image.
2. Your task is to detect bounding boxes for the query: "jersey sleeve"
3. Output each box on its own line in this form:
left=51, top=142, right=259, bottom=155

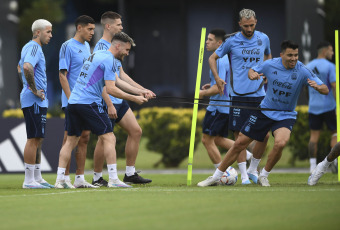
left=23, top=44, right=40, bottom=67
left=329, top=63, right=336, bottom=83
left=102, top=59, right=116, bottom=81
left=304, top=66, right=323, bottom=86
left=263, top=34, right=271, bottom=55
left=215, top=38, right=232, bottom=58
left=59, top=42, right=71, bottom=71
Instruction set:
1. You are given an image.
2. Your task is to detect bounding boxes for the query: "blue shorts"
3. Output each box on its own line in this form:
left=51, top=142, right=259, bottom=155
left=22, top=103, right=47, bottom=139
left=67, top=103, right=112, bottom=137
left=63, top=107, right=90, bottom=132
left=108, top=100, right=130, bottom=130
left=241, top=110, right=296, bottom=142
left=309, top=110, right=337, bottom=131
left=202, top=110, right=229, bottom=137
left=229, top=96, right=264, bottom=132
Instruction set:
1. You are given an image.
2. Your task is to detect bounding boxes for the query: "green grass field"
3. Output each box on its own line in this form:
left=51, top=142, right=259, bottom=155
left=0, top=173, right=339, bottom=230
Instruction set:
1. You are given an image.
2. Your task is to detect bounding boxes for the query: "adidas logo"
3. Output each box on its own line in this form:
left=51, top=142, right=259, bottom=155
left=272, top=71, right=277, bottom=75
left=240, top=42, right=244, bottom=45
left=0, top=122, right=52, bottom=172
left=78, top=50, right=82, bottom=53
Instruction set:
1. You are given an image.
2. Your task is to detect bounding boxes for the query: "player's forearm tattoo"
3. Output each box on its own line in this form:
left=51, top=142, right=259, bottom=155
left=35, top=146, right=41, bottom=164
left=327, top=143, right=340, bottom=162
left=24, top=65, right=37, bottom=93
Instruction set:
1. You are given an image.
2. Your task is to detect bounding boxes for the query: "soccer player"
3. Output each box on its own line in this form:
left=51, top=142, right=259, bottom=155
left=55, top=32, right=148, bottom=188
left=200, top=29, right=252, bottom=172
left=198, top=40, right=329, bottom=187
left=19, top=19, right=53, bottom=189
left=91, top=12, right=154, bottom=186
left=58, top=15, right=97, bottom=188
left=308, top=142, right=340, bottom=185
left=307, top=41, right=337, bottom=173
left=208, top=8, right=272, bottom=184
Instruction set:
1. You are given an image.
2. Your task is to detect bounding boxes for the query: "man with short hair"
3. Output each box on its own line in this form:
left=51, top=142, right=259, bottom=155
left=55, top=32, right=149, bottom=189
left=198, top=40, right=329, bottom=187
left=91, top=12, right=154, bottom=186
left=19, top=19, right=53, bottom=189
left=58, top=15, right=97, bottom=188
left=209, top=8, right=272, bottom=184
left=307, top=41, right=337, bottom=173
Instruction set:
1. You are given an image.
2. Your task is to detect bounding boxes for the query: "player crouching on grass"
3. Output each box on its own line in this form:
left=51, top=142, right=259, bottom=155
left=198, top=40, right=329, bottom=187
left=55, top=32, right=150, bottom=188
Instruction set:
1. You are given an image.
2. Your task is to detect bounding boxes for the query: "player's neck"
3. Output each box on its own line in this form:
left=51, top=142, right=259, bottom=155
left=102, top=32, right=113, bottom=43
left=73, top=34, right=85, bottom=44
left=32, top=38, right=42, bottom=46
left=316, top=54, right=326, bottom=59
left=241, top=31, right=254, bottom=40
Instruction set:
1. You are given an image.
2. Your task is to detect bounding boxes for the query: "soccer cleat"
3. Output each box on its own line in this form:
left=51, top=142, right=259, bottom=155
left=197, top=176, right=220, bottom=187
left=308, top=164, right=326, bottom=186
left=108, top=179, right=132, bottom=188
left=65, top=180, right=75, bottom=189
left=55, top=179, right=74, bottom=189
left=247, top=171, right=258, bottom=184
left=73, top=180, right=99, bottom=188
left=36, top=178, right=55, bottom=188
left=92, top=177, right=108, bottom=187
left=241, top=179, right=251, bottom=185
left=123, top=172, right=152, bottom=184
left=23, top=181, right=50, bottom=189
left=258, top=176, right=270, bottom=187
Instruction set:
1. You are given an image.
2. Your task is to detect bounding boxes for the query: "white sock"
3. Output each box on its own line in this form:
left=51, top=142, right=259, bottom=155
left=34, top=164, right=43, bottom=182
left=238, top=162, right=249, bottom=182
left=107, top=164, right=118, bottom=180
left=64, top=175, right=71, bottom=181
left=246, top=150, right=253, bottom=161
left=57, top=167, right=66, bottom=181
left=24, top=163, right=35, bottom=184
left=126, top=166, right=136, bottom=176
left=310, top=158, right=317, bottom=172
left=321, top=157, right=332, bottom=169
left=93, top=172, right=102, bottom=181
left=213, top=168, right=224, bottom=179
left=247, top=157, right=261, bottom=173
left=75, top=174, right=85, bottom=182
left=259, top=168, right=270, bottom=178
left=213, top=162, right=221, bottom=169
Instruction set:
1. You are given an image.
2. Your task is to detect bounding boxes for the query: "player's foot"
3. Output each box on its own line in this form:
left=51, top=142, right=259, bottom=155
left=73, top=180, right=99, bottom=188
left=108, top=179, right=132, bottom=188
left=197, top=176, right=219, bottom=187
left=65, top=180, right=75, bottom=189
left=123, top=172, right=152, bottom=184
left=308, top=164, right=326, bottom=186
left=241, top=179, right=251, bottom=185
left=36, top=178, right=55, bottom=188
left=258, top=176, right=270, bottom=187
left=92, top=177, right=108, bottom=187
left=247, top=171, right=258, bottom=184
left=23, top=181, right=50, bottom=189
left=55, top=179, right=74, bottom=189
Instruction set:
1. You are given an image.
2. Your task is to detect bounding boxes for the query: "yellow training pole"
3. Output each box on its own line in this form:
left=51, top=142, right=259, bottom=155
left=187, top=28, right=206, bottom=186
left=335, top=30, right=340, bottom=181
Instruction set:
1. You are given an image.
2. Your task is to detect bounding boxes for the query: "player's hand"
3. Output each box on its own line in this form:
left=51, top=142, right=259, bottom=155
left=216, top=78, right=226, bottom=95
left=249, top=72, right=263, bottom=80
left=107, top=105, right=118, bottom=119
left=143, top=89, right=156, bottom=99
left=30, top=88, right=45, bottom=101
left=134, top=95, right=148, bottom=105
left=307, top=78, right=318, bottom=90
left=202, top=83, right=210, bottom=90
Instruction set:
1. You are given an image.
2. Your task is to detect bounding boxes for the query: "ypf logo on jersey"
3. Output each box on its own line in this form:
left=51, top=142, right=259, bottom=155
left=0, top=122, right=52, bottom=173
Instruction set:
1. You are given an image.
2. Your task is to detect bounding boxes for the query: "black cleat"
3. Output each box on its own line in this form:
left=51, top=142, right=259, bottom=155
left=123, top=172, right=152, bottom=184
left=92, top=177, right=108, bottom=187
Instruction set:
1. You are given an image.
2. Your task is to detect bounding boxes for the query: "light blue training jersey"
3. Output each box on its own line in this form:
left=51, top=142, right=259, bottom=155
left=68, top=50, right=117, bottom=105
left=93, top=38, right=123, bottom=105
left=19, top=40, right=48, bottom=108
left=206, top=54, right=230, bottom=114
left=306, top=58, right=336, bottom=115
left=59, top=38, right=91, bottom=108
left=215, top=31, right=271, bottom=97
left=252, top=58, right=324, bottom=121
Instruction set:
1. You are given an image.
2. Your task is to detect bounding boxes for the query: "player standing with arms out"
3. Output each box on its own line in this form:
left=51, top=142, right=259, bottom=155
left=55, top=32, right=148, bottom=188
left=307, top=41, right=337, bottom=173
left=209, top=9, right=272, bottom=184
left=59, top=15, right=97, bottom=188
left=91, top=12, right=154, bottom=186
left=19, top=19, right=53, bottom=189
left=198, top=40, right=329, bottom=187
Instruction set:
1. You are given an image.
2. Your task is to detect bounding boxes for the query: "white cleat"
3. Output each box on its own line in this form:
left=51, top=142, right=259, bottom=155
left=108, top=179, right=132, bottom=188
left=308, top=164, right=326, bottom=186
left=65, top=180, right=75, bottom=189
left=36, top=178, right=55, bottom=188
left=23, top=181, right=50, bottom=189
left=258, top=176, right=270, bottom=187
left=55, top=179, right=73, bottom=189
left=73, top=180, right=99, bottom=188
left=197, top=176, right=219, bottom=187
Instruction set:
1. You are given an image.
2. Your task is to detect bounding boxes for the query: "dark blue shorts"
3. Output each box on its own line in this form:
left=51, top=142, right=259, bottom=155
left=309, top=110, right=337, bottom=131
left=229, top=96, right=264, bottom=132
left=202, top=110, right=229, bottom=137
left=240, top=110, right=296, bottom=142
left=63, top=107, right=90, bottom=132
left=108, top=100, right=130, bottom=130
left=22, top=103, right=47, bottom=139
left=67, top=103, right=112, bottom=137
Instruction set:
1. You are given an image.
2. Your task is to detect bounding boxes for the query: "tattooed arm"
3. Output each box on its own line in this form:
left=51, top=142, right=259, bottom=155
left=59, top=69, right=71, bottom=99
left=17, top=64, right=23, bottom=84
left=327, top=142, right=340, bottom=162
left=23, top=62, right=45, bottom=100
